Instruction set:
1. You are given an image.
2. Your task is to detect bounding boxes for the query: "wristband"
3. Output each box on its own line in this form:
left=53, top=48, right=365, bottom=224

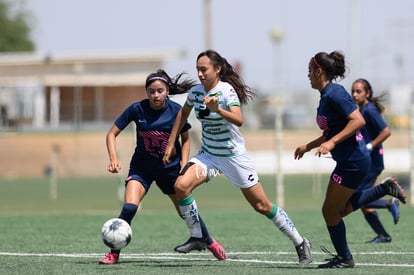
left=366, top=143, right=373, bottom=152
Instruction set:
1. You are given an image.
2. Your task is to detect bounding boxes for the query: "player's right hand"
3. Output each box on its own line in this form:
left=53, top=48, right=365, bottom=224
left=294, top=145, right=308, bottom=160
left=108, top=160, right=121, bottom=173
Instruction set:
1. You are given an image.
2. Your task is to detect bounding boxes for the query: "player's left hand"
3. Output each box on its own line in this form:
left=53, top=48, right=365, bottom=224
left=204, top=96, right=219, bottom=112
left=162, top=144, right=176, bottom=165
left=316, top=140, right=335, bottom=157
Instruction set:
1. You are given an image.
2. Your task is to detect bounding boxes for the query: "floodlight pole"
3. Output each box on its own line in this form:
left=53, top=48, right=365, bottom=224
left=410, top=104, right=414, bottom=206
left=274, top=98, right=284, bottom=207
left=349, top=0, right=361, bottom=82
left=204, top=0, right=212, bottom=49
left=49, top=144, right=59, bottom=201
left=270, top=27, right=284, bottom=207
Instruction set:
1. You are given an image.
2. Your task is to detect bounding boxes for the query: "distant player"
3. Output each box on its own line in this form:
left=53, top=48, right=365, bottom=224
left=99, top=69, right=226, bottom=264
left=351, top=78, right=400, bottom=243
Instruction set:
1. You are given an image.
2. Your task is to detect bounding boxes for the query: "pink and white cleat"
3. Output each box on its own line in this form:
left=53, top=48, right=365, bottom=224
left=207, top=238, right=227, bottom=260
left=99, top=252, right=119, bottom=265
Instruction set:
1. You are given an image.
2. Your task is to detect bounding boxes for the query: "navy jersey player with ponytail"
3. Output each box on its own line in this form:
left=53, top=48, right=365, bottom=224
left=294, top=51, right=406, bottom=268
left=351, top=78, right=400, bottom=243
left=99, top=69, right=226, bottom=264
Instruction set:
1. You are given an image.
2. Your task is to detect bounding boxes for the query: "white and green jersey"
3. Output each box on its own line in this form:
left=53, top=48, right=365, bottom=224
left=185, top=81, right=246, bottom=157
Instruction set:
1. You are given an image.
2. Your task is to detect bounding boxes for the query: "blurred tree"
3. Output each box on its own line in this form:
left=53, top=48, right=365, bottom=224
left=0, top=0, right=35, bottom=52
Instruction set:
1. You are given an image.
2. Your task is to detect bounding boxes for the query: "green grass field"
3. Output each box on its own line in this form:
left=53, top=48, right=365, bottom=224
left=0, top=175, right=413, bottom=274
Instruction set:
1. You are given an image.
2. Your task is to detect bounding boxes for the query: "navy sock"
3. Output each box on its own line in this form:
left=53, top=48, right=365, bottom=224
left=364, top=199, right=388, bottom=209
left=198, top=215, right=213, bottom=245
left=364, top=211, right=388, bottom=236
left=327, top=220, right=352, bottom=261
left=349, top=185, right=387, bottom=210
left=111, top=203, right=138, bottom=254
left=118, top=203, right=138, bottom=225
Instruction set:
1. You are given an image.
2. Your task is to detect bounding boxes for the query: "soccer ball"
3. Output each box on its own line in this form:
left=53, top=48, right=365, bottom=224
left=101, top=218, right=132, bottom=249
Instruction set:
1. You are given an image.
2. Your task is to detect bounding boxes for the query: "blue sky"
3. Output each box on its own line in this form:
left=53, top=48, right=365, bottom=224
left=26, top=0, right=414, bottom=94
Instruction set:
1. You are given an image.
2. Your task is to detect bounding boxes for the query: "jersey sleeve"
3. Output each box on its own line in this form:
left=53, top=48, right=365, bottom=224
left=185, top=85, right=200, bottom=108
left=329, top=88, right=357, bottom=117
left=169, top=99, right=191, bottom=133
left=227, top=87, right=241, bottom=107
left=114, top=103, right=136, bottom=130
left=185, top=94, right=194, bottom=107
left=365, top=106, right=388, bottom=132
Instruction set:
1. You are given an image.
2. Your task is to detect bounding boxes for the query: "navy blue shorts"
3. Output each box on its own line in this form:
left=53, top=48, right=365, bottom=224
left=125, top=165, right=180, bottom=195
left=330, top=157, right=371, bottom=190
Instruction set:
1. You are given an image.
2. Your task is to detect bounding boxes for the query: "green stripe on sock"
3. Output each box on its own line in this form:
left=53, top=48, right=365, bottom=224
left=267, top=204, right=278, bottom=219
left=178, top=194, right=195, bottom=206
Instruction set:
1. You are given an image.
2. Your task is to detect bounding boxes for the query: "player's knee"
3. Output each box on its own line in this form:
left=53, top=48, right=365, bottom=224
left=321, top=204, right=330, bottom=221
left=175, top=162, right=201, bottom=194
left=174, top=175, right=195, bottom=195
left=174, top=178, right=186, bottom=193
left=252, top=202, right=268, bottom=215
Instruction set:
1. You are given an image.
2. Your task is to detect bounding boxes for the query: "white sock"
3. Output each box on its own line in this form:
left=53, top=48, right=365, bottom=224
left=272, top=207, right=303, bottom=246
left=179, top=198, right=203, bottom=238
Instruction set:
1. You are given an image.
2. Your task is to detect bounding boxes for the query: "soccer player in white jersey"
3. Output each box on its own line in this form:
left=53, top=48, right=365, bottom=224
left=163, top=50, right=313, bottom=264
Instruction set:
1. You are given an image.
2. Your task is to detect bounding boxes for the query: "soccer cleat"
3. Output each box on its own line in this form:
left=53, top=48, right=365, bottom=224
left=387, top=198, right=400, bottom=225
left=174, top=237, right=208, bottom=253
left=318, top=246, right=354, bottom=268
left=367, top=235, right=392, bottom=243
left=98, top=252, right=119, bottom=265
left=295, top=237, right=313, bottom=264
left=207, top=238, right=227, bottom=260
left=318, top=256, right=355, bottom=268
left=174, top=237, right=227, bottom=260
left=381, top=176, right=406, bottom=204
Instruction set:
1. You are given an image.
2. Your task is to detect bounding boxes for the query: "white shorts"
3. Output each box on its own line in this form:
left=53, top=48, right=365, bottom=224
left=190, top=151, right=259, bottom=189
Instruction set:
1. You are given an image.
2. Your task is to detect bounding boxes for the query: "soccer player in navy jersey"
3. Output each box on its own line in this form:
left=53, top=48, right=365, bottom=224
left=163, top=50, right=313, bottom=265
left=294, top=51, right=406, bottom=268
left=351, top=78, right=400, bottom=243
left=99, top=69, right=226, bottom=264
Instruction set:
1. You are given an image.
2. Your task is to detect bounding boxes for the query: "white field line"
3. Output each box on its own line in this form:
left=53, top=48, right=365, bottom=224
left=1, top=251, right=414, bottom=268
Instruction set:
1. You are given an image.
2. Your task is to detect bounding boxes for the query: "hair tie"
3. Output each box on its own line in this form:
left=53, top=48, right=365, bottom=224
left=312, top=57, right=322, bottom=69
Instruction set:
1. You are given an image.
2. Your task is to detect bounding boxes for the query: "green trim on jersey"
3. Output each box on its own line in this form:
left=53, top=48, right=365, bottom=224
left=203, top=129, right=230, bottom=136
left=200, top=115, right=221, bottom=121
left=202, top=133, right=231, bottom=142
left=228, top=102, right=241, bottom=107
left=201, top=145, right=237, bottom=157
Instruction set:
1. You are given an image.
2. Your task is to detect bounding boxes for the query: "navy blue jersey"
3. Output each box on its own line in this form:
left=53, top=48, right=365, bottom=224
left=360, top=102, right=387, bottom=173
left=317, top=82, right=368, bottom=162
left=115, top=99, right=191, bottom=171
